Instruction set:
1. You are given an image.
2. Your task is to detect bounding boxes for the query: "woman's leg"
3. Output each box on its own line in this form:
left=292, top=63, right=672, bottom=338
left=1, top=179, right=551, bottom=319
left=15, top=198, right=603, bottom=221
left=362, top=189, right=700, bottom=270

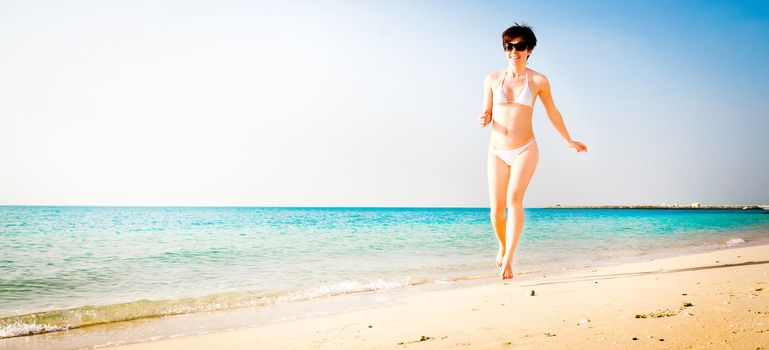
left=487, top=149, right=510, bottom=268
left=501, top=143, right=540, bottom=279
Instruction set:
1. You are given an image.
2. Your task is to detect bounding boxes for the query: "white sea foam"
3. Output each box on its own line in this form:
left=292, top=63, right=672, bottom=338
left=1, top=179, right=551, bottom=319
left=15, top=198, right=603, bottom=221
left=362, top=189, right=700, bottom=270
left=278, top=279, right=404, bottom=303
left=0, top=321, right=67, bottom=338
left=0, top=281, right=409, bottom=339
left=726, top=238, right=746, bottom=247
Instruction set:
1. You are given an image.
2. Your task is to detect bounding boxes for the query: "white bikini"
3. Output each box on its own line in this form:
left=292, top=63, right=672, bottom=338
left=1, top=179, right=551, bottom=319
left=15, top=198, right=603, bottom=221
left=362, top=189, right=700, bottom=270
left=489, top=70, right=537, bottom=166
left=494, top=70, right=533, bottom=107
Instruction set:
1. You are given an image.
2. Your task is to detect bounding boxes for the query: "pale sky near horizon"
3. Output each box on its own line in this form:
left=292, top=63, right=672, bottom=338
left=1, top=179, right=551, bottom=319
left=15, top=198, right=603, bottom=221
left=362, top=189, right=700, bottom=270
left=1, top=0, right=768, bottom=207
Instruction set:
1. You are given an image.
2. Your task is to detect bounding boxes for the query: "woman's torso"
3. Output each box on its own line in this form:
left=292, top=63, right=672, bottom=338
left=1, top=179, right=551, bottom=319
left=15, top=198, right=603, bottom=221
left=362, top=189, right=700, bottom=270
left=489, top=68, right=538, bottom=149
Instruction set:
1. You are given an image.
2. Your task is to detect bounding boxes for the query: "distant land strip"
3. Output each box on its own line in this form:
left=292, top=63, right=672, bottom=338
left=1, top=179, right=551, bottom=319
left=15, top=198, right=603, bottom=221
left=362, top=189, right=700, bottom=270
left=546, top=204, right=769, bottom=210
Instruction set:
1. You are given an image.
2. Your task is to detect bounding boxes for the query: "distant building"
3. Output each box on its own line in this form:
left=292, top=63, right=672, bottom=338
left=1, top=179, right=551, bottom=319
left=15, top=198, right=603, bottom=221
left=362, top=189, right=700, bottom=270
left=691, top=202, right=701, bottom=208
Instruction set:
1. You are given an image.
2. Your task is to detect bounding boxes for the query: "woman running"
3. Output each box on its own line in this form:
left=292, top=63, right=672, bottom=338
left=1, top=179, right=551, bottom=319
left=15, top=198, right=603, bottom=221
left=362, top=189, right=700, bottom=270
left=477, top=23, right=588, bottom=279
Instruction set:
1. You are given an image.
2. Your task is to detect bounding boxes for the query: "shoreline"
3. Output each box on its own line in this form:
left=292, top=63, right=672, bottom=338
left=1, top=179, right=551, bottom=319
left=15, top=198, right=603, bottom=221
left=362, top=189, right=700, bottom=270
left=2, top=238, right=768, bottom=349
left=4, top=233, right=767, bottom=338
left=91, top=243, right=769, bottom=349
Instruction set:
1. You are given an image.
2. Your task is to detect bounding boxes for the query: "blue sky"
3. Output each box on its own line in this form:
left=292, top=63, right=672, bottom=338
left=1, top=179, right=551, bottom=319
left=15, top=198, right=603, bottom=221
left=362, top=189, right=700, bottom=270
left=0, top=0, right=767, bottom=206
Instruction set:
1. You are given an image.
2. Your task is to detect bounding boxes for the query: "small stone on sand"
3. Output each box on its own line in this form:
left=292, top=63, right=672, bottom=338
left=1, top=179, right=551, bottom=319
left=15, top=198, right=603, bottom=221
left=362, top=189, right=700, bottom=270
left=530, top=290, right=536, bottom=296
left=632, top=337, right=638, bottom=340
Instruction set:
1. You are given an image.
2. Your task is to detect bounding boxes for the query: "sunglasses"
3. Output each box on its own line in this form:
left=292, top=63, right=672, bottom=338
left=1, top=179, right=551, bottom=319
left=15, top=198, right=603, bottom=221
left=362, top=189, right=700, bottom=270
left=503, top=42, right=528, bottom=52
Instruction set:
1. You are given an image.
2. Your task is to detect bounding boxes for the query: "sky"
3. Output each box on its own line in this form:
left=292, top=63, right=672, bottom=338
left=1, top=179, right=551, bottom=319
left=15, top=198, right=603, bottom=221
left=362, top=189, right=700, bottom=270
left=1, top=0, right=768, bottom=207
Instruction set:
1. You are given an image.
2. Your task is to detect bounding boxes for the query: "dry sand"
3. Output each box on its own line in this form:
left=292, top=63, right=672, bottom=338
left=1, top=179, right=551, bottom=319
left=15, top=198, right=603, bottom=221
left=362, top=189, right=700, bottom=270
left=113, top=244, right=769, bottom=349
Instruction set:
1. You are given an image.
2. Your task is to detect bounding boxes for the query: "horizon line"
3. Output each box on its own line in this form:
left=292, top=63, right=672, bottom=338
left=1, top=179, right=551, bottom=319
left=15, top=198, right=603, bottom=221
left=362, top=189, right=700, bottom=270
left=1, top=204, right=767, bottom=209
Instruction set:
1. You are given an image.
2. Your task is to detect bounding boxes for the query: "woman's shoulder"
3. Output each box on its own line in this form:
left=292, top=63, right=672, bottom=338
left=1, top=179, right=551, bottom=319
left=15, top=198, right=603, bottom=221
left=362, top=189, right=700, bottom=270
left=527, top=68, right=552, bottom=91
left=484, top=69, right=506, bottom=85
left=526, top=68, right=548, bottom=82
left=488, top=69, right=506, bottom=77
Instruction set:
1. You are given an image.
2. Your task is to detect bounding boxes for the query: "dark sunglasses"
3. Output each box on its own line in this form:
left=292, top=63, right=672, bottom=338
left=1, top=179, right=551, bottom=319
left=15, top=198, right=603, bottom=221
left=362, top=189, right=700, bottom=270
left=503, top=42, right=528, bottom=52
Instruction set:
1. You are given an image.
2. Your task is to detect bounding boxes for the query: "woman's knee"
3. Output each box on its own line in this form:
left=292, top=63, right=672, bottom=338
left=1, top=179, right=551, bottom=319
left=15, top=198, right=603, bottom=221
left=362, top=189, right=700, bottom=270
left=507, top=192, right=525, bottom=207
left=489, top=205, right=506, bottom=218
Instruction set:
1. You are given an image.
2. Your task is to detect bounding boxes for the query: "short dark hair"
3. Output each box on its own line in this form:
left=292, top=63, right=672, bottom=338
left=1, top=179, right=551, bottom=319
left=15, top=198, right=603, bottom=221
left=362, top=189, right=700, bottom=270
left=502, top=22, right=536, bottom=50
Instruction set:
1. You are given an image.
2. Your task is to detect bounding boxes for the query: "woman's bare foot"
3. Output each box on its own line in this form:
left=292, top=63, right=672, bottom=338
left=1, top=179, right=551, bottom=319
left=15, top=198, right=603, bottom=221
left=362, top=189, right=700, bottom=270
left=496, top=246, right=505, bottom=269
left=500, top=254, right=513, bottom=280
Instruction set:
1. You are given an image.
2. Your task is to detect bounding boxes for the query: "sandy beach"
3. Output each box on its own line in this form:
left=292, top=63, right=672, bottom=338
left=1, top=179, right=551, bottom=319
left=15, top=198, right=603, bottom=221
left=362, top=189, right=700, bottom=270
left=110, top=243, right=769, bottom=350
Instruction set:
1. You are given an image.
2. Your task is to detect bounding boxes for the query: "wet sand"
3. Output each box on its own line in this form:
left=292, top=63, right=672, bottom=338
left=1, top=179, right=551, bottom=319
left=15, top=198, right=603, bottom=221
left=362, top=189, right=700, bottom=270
left=112, top=244, right=769, bottom=349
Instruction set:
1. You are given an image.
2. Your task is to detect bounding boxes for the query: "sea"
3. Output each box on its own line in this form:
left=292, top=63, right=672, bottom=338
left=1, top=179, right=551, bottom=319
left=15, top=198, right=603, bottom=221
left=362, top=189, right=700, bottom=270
left=1, top=206, right=768, bottom=349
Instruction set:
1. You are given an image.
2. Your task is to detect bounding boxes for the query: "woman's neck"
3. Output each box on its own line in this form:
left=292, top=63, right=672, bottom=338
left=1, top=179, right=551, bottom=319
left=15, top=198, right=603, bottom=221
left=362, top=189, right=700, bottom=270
left=507, top=63, right=527, bottom=78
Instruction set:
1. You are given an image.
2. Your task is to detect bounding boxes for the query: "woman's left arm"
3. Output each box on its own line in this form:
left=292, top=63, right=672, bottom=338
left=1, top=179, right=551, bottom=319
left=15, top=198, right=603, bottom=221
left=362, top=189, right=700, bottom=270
left=538, top=76, right=588, bottom=153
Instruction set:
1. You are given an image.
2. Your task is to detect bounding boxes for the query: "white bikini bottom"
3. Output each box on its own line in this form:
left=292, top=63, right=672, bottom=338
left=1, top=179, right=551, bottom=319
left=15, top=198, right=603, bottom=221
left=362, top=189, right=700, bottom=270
left=489, top=138, right=536, bottom=166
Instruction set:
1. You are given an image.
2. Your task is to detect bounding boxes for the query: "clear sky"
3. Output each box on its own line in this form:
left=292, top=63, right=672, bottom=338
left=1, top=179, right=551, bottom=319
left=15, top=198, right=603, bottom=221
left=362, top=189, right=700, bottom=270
left=1, top=0, right=768, bottom=207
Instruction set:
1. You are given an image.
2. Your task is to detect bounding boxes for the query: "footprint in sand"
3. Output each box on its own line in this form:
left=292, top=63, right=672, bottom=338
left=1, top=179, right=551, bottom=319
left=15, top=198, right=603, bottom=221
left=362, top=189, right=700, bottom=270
left=635, top=302, right=693, bottom=318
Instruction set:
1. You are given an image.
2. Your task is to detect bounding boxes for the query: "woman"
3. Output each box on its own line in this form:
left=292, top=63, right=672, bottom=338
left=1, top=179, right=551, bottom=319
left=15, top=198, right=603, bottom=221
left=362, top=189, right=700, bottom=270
left=477, top=23, right=587, bottom=280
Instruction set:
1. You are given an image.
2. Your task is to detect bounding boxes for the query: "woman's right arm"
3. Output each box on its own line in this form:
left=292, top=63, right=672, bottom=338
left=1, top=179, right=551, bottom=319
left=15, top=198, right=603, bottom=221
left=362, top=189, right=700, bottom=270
left=477, top=74, right=493, bottom=128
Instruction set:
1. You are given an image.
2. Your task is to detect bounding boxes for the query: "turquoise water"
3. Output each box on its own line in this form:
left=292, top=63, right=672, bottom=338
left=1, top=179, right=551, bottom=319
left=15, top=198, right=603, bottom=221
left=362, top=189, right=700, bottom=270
left=1, top=206, right=768, bottom=339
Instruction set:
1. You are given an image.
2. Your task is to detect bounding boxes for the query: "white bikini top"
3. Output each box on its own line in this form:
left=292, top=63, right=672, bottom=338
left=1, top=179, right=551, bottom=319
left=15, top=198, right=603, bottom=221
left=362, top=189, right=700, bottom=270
left=493, top=70, right=533, bottom=107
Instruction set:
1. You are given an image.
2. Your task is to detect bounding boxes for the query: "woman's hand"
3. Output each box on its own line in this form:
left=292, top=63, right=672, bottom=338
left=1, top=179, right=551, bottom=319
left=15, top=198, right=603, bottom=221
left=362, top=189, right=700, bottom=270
left=477, top=112, right=491, bottom=128
left=567, top=139, right=588, bottom=153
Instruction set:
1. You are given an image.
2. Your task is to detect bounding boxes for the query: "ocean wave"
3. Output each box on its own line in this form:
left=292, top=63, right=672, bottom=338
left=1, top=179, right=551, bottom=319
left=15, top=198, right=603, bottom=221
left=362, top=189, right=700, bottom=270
left=278, top=279, right=406, bottom=303
left=725, top=238, right=746, bottom=247
left=0, top=279, right=411, bottom=339
left=0, top=321, right=67, bottom=338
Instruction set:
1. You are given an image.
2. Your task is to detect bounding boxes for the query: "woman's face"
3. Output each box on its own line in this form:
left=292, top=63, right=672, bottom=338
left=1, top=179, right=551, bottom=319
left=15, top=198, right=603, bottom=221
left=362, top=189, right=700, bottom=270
left=504, top=36, right=530, bottom=64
